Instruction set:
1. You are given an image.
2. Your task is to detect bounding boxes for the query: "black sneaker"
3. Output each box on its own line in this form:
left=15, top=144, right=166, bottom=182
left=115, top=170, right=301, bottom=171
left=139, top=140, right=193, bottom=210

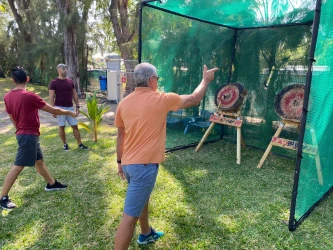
left=45, top=180, right=68, bottom=191
left=1, top=196, right=16, bottom=210
left=63, top=143, right=69, bottom=150
left=78, top=143, right=88, bottom=149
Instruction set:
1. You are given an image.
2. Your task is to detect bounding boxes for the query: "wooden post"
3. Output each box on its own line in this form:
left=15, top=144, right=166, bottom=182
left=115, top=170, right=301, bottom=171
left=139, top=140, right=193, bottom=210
left=237, top=127, right=241, bottom=164
left=195, top=122, right=216, bottom=152
left=195, top=111, right=244, bottom=165
left=257, top=121, right=323, bottom=185
left=310, top=128, right=323, bottom=185
left=257, top=121, right=285, bottom=168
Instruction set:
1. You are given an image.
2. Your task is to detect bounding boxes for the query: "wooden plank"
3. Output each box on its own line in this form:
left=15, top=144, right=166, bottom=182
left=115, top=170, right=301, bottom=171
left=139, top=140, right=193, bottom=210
left=215, top=111, right=240, bottom=117
left=209, top=115, right=243, bottom=127
left=271, top=137, right=318, bottom=155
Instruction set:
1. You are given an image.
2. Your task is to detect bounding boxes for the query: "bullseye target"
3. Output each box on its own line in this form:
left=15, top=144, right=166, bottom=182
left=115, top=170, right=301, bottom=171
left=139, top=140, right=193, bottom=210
left=275, top=84, right=304, bottom=122
left=214, top=83, right=247, bottom=112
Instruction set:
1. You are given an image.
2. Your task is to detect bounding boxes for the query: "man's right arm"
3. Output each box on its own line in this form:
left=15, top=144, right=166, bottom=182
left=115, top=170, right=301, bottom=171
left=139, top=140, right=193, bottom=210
left=178, top=65, right=218, bottom=109
left=49, top=89, right=55, bottom=107
left=41, top=103, right=78, bottom=118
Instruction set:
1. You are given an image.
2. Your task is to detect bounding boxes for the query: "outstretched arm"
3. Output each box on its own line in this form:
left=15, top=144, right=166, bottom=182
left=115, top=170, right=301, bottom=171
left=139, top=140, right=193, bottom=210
left=178, top=65, right=218, bottom=109
left=41, top=103, right=78, bottom=118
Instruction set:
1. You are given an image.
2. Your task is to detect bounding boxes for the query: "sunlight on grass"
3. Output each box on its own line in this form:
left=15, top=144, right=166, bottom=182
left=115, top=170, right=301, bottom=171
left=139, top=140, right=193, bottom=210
left=26, top=86, right=36, bottom=92
left=1, top=210, right=10, bottom=217
left=2, top=137, right=16, bottom=146
left=40, top=125, right=57, bottom=133
left=217, top=214, right=238, bottom=231
left=4, top=221, right=43, bottom=249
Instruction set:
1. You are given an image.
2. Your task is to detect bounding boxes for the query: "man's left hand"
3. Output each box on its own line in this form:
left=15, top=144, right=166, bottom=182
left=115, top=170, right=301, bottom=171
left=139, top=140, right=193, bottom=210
left=117, top=163, right=126, bottom=180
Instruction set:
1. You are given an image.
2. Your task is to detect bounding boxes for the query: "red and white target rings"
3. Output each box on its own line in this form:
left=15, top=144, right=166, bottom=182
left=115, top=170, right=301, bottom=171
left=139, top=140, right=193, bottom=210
left=214, top=83, right=247, bottom=112
left=275, top=84, right=304, bottom=122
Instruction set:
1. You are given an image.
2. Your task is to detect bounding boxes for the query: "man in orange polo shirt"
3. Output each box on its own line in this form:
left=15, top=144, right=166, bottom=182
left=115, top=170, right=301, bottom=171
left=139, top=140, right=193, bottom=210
left=114, top=62, right=218, bottom=249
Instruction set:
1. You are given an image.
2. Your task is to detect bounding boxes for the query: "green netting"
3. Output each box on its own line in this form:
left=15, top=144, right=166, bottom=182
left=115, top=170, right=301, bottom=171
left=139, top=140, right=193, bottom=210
left=147, top=0, right=315, bottom=28
left=141, top=0, right=333, bottom=230
left=294, top=0, right=333, bottom=221
left=142, top=6, right=310, bottom=154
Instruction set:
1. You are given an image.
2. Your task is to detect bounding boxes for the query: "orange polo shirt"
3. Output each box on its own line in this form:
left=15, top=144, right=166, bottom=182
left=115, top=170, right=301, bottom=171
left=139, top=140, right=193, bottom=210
left=114, top=87, right=182, bottom=165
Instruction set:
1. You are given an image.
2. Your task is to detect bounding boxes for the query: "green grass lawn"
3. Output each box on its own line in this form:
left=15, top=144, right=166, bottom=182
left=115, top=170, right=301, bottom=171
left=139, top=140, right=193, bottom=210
left=1, top=78, right=333, bottom=249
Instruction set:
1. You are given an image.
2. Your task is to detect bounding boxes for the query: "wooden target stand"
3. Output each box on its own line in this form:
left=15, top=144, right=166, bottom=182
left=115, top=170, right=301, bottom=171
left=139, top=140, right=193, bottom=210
left=257, top=119, right=323, bottom=185
left=195, top=107, right=245, bottom=165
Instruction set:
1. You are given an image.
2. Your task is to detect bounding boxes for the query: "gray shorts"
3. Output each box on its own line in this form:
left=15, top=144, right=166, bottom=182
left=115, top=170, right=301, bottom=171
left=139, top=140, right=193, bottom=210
left=55, top=106, right=78, bottom=126
left=122, top=164, right=159, bottom=217
left=15, top=134, right=43, bottom=167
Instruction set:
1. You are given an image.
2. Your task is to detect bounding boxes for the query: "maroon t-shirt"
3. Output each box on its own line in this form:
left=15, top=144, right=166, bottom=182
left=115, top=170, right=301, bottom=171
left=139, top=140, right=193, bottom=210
left=49, top=78, right=75, bottom=107
left=4, top=89, right=46, bottom=135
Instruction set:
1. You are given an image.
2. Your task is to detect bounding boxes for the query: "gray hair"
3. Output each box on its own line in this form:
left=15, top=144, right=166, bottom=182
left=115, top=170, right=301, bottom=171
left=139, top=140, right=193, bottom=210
left=133, top=63, right=157, bottom=87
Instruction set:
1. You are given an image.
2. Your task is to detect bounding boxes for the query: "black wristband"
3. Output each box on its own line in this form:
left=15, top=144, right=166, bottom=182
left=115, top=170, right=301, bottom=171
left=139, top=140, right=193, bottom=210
left=76, top=106, right=80, bottom=109
left=117, top=160, right=121, bottom=164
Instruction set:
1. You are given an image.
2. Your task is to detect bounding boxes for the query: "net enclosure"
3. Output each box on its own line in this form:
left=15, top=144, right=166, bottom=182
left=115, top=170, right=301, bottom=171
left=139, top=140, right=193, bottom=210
left=139, top=0, right=333, bottom=230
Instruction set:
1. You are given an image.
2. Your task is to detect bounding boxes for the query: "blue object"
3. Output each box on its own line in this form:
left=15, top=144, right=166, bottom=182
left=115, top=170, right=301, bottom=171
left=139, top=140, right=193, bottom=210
left=137, top=227, right=164, bottom=245
left=99, top=75, right=107, bottom=90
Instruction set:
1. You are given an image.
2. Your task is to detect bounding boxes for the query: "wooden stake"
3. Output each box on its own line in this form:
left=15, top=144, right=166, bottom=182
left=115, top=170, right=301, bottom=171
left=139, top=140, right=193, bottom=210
left=257, top=121, right=284, bottom=168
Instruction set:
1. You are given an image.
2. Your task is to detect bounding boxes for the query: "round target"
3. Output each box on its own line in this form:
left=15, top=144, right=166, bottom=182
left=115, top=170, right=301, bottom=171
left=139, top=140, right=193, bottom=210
left=214, top=83, right=247, bottom=112
left=275, top=84, right=304, bottom=122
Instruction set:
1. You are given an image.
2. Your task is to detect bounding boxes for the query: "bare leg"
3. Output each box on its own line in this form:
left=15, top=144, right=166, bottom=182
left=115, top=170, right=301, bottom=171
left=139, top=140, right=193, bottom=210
left=139, top=200, right=151, bottom=235
left=35, top=159, right=55, bottom=185
left=0, top=165, right=24, bottom=198
left=58, top=126, right=67, bottom=144
left=71, top=125, right=82, bottom=144
left=114, top=213, right=138, bottom=250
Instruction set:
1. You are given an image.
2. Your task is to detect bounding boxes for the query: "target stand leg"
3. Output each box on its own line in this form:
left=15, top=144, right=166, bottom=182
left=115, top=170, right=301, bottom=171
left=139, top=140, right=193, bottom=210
left=196, top=112, right=244, bottom=165
left=257, top=122, right=285, bottom=168
left=309, top=128, right=323, bottom=185
left=195, top=122, right=216, bottom=152
left=237, top=127, right=241, bottom=164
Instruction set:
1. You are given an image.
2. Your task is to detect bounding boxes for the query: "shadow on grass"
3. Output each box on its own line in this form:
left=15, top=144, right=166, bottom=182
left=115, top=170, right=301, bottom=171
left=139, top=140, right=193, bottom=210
left=0, top=124, right=121, bottom=249
left=159, top=140, right=297, bottom=248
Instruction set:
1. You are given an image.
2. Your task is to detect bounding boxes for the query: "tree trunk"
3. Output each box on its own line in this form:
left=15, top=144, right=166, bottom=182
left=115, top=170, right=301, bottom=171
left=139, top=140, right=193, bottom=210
left=7, top=0, right=33, bottom=44
left=56, top=0, right=81, bottom=95
left=109, top=0, right=140, bottom=96
left=77, top=0, right=93, bottom=93
left=7, top=0, right=33, bottom=75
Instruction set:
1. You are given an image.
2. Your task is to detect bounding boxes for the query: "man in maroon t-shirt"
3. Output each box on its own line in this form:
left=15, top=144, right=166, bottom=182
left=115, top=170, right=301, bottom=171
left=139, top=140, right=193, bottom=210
left=0, top=67, right=78, bottom=210
left=49, top=64, right=88, bottom=150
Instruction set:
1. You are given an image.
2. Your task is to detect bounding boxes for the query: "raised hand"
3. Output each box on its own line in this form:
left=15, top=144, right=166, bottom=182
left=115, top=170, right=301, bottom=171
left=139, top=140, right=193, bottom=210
left=203, top=65, right=219, bottom=83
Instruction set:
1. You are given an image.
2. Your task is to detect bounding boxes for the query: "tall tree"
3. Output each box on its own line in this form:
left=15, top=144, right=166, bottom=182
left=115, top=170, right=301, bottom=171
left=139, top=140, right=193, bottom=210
left=7, top=0, right=32, bottom=43
left=56, top=0, right=82, bottom=95
left=77, top=0, right=94, bottom=92
left=108, top=0, right=140, bottom=95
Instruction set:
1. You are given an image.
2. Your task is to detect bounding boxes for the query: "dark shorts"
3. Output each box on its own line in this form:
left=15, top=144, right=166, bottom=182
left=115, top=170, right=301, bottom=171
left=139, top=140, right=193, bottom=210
left=122, top=164, right=159, bottom=217
left=15, top=134, right=43, bottom=167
